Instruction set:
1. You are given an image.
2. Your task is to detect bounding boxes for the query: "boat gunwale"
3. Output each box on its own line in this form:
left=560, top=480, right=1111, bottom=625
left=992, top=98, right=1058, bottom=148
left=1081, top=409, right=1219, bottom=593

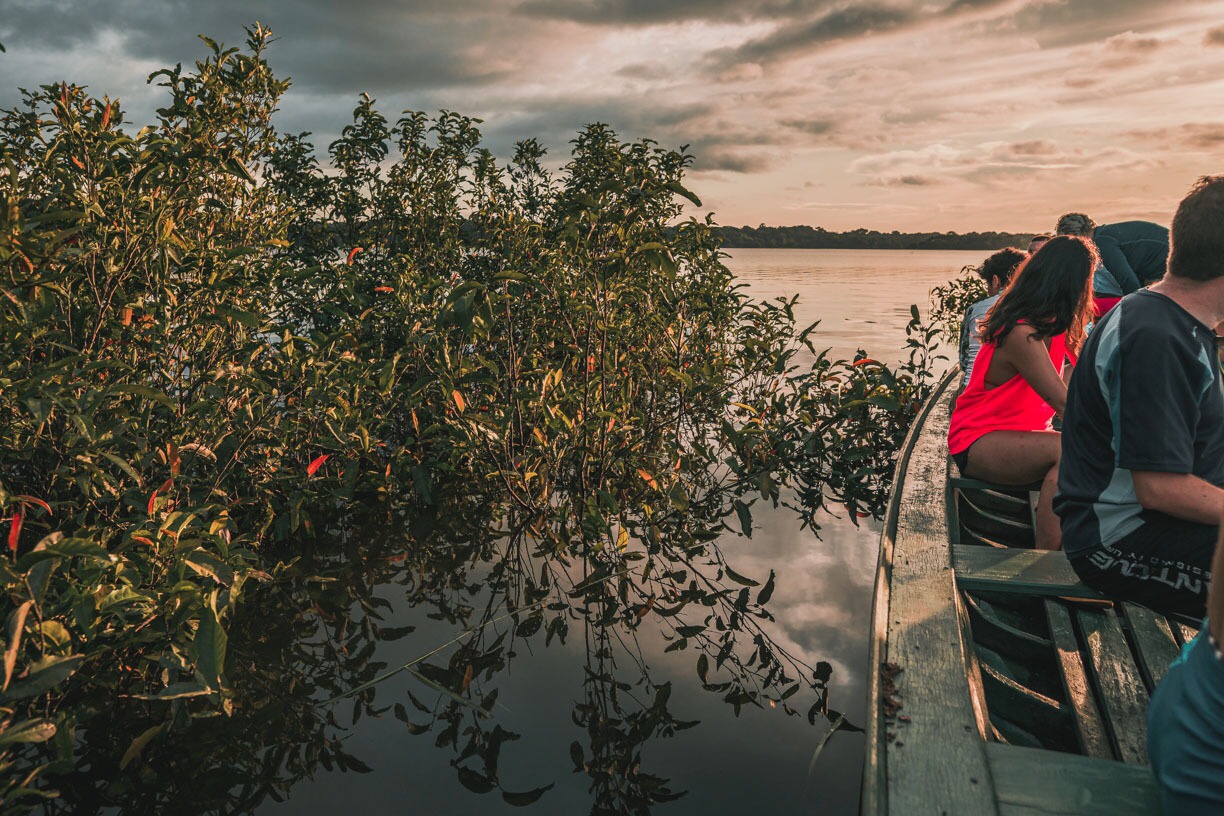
left=861, top=367, right=960, bottom=815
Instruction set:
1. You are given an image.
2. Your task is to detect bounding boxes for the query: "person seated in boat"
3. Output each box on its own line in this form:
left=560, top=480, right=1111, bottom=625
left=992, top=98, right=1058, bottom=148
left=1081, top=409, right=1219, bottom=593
left=1026, top=234, right=1051, bottom=254
left=947, top=236, right=1098, bottom=551
left=959, top=248, right=1029, bottom=389
left=1056, top=213, right=1169, bottom=315
left=1055, top=176, right=1224, bottom=618
left=1147, top=515, right=1224, bottom=814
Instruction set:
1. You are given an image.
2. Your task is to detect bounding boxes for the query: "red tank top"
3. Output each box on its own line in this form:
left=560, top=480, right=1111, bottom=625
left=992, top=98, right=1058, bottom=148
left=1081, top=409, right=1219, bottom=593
left=947, top=332, right=1068, bottom=455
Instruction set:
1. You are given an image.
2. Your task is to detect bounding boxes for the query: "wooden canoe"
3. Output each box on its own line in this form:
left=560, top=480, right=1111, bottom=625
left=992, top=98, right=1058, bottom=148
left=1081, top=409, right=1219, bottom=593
left=863, top=368, right=1196, bottom=815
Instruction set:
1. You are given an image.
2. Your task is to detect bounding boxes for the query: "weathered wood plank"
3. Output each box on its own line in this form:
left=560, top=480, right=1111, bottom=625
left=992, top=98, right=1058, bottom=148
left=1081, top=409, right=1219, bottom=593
left=863, top=370, right=960, bottom=815
left=1122, top=603, right=1180, bottom=692
left=879, top=372, right=998, bottom=814
left=1076, top=607, right=1150, bottom=764
left=954, top=546, right=1105, bottom=599
left=1172, top=620, right=1201, bottom=646
left=1044, top=601, right=1111, bottom=759
left=986, top=742, right=1161, bottom=815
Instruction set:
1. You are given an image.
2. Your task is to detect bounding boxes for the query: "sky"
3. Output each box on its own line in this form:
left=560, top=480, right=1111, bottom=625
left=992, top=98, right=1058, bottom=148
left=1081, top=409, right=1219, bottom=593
left=2, top=0, right=1223, bottom=232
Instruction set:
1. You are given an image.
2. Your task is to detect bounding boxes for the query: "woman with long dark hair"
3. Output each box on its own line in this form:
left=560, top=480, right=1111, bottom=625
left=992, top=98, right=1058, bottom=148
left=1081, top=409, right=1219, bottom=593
left=947, top=235, right=1098, bottom=549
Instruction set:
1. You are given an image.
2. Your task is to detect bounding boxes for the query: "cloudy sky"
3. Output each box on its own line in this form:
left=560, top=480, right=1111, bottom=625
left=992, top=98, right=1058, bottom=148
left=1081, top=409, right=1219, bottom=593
left=2, top=0, right=1223, bottom=231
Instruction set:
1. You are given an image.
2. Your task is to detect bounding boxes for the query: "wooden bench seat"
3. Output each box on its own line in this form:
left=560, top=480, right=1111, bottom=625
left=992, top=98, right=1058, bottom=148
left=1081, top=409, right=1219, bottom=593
left=953, top=546, right=1103, bottom=598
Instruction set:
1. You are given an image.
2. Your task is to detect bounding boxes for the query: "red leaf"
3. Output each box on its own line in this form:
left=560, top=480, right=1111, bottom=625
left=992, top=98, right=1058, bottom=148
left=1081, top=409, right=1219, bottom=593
left=346, top=247, right=364, bottom=266
left=7, top=508, right=22, bottom=553
left=14, top=496, right=51, bottom=515
left=147, top=478, right=173, bottom=515
left=307, top=455, right=330, bottom=476
left=374, top=285, right=394, bottom=293
left=851, top=358, right=879, bottom=367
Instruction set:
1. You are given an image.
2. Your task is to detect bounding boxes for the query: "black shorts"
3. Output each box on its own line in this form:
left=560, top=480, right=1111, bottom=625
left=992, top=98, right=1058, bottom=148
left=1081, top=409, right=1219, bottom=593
left=951, top=446, right=972, bottom=474
left=1068, top=515, right=1216, bottom=618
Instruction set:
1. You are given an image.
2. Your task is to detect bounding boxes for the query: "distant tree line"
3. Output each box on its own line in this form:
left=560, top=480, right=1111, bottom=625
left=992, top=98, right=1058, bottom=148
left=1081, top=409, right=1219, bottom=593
left=717, top=224, right=1035, bottom=250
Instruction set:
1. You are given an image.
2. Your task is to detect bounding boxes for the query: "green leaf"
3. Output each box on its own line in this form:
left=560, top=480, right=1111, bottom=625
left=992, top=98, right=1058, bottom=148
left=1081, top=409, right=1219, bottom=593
left=2, top=654, right=84, bottom=701
left=195, top=604, right=227, bottom=689
left=23, top=397, right=53, bottom=423
left=184, top=550, right=236, bottom=586
left=119, top=723, right=164, bottom=769
left=665, top=180, right=702, bottom=206
left=100, top=452, right=144, bottom=485
left=109, top=383, right=176, bottom=409
left=0, top=718, right=56, bottom=747
left=213, top=303, right=262, bottom=328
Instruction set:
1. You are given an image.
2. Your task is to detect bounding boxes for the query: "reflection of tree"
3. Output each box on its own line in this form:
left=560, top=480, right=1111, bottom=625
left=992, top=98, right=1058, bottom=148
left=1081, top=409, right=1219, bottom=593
left=38, top=478, right=844, bottom=814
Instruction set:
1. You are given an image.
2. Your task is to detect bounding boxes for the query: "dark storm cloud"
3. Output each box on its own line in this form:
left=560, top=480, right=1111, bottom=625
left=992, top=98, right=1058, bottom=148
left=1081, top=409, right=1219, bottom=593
left=1005, top=0, right=1200, bottom=49
left=1205, top=26, right=1224, bottom=46
left=0, top=0, right=533, bottom=100
left=709, top=3, right=917, bottom=70
left=516, top=0, right=833, bottom=26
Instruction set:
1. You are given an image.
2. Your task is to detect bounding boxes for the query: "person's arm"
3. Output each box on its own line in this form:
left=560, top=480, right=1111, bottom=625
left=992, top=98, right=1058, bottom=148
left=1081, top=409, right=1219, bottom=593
left=1095, top=235, right=1142, bottom=294
left=1001, top=325, right=1068, bottom=414
left=1131, top=471, right=1224, bottom=525
left=959, top=307, right=974, bottom=379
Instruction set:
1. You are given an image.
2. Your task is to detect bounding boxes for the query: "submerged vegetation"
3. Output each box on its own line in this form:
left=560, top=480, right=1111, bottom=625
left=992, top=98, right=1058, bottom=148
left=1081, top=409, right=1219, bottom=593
left=0, top=26, right=940, bottom=814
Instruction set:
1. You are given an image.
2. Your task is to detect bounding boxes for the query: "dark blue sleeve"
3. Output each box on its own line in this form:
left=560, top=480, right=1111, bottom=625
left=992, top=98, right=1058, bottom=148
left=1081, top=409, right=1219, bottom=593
left=1096, top=235, right=1142, bottom=294
left=1116, top=325, right=1199, bottom=472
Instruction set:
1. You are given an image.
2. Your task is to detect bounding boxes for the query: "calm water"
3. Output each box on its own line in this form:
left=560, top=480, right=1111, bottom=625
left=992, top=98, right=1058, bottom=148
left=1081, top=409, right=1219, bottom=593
left=235, top=249, right=983, bottom=816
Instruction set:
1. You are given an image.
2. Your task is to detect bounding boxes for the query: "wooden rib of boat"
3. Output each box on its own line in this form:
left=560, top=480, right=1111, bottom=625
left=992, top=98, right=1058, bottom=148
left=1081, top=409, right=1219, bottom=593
left=863, top=368, right=1198, bottom=815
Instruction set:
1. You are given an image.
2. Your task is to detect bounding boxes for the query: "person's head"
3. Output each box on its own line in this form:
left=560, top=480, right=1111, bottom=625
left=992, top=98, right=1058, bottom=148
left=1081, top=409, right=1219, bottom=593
left=981, top=235, right=1099, bottom=354
left=1027, top=234, right=1052, bottom=254
left=1056, top=213, right=1095, bottom=237
left=1169, top=176, right=1224, bottom=282
left=977, top=247, right=1028, bottom=296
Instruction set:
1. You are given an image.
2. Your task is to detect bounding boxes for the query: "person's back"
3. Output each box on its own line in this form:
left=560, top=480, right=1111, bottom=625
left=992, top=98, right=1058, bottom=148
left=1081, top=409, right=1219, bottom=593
left=1056, top=178, right=1224, bottom=617
left=1094, top=220, right=1169, bottom=287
